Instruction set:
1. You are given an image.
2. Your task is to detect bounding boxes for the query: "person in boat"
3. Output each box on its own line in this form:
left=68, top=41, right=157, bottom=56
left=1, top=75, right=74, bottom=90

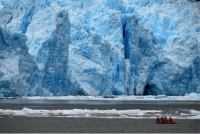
left=169, top=116, right=173, bottom=123
left=161, top=117, right=164, bottom=122
left=157, top=117, right=160, bottom=121
left=164, top=116, right=168, bottom=122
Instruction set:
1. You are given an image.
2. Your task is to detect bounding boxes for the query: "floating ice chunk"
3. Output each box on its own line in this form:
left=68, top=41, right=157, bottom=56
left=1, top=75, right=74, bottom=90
left=189, top=115, right=200, bottom=119
left=22, top=107, right=33, bottom=112
left=185, top=93, right=200, bottom=99
left=0, top=108, right=199, bottom=119
left=155, top=94, right=167, bottom=99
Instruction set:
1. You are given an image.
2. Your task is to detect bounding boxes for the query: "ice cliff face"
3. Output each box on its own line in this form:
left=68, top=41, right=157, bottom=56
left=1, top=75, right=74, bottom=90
left=0, top=0, right=199, bottom=96
left=0, top=2, right=70, bottom=96
left=0, top=27, right=39, bottom=96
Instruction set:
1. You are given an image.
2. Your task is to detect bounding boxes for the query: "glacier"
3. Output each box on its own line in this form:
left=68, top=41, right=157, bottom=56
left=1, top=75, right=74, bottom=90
left=0, top=0, right=199, bottom=96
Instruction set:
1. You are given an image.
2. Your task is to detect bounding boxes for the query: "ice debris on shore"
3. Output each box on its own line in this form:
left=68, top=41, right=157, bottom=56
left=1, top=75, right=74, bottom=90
left=0, top=0, right=200, bottom=96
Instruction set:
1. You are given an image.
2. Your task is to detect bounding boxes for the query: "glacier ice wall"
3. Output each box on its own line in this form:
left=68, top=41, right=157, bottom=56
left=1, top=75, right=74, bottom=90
left=0, top=27, right=40, bottom=96
left=0, top=6, right=70, bottom=96
left=0, top=0, right=199, bottom=96
left=26, top=9, right=70, bottom=96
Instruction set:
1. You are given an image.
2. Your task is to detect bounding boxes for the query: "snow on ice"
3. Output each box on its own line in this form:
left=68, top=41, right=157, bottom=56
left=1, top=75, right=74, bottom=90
left=0, top=0, right=200, bottom=96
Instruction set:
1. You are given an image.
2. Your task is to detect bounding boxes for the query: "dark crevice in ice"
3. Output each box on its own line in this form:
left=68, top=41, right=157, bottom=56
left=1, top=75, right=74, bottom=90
left=143, top=84, right=154, bottom=95
left=77, top=90, right=85, bottom=96
left=122, top=22, right=129, bottom=59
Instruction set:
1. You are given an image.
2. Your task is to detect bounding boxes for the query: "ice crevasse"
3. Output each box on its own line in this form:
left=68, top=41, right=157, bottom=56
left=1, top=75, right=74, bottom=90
left=0, top=0, right=199, bottom=96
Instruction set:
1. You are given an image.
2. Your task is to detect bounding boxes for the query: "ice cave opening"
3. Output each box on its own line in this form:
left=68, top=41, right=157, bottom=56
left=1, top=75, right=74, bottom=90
left=143, top=83, right=155, bottom=96
left=77, top=90, right=85, bottom=96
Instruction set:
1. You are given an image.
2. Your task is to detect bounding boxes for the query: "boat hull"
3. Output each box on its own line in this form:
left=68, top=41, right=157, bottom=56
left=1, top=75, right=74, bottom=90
left=156, top=121, right=177, bottom=124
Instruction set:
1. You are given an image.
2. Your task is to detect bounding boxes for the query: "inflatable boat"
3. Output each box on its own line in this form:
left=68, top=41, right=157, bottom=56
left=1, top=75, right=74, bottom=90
left=156, top=121, right=177, bottom=124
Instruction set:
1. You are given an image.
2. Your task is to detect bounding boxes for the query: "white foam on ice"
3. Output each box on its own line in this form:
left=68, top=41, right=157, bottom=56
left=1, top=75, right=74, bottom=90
left=26, top=93, right=200, bottom=101
left=0, top=107, right=199, bottom=119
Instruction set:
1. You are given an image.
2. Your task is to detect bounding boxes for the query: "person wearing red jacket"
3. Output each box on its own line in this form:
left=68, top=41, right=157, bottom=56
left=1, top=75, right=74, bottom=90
left=157, top=117, right=160, bottom=121
left=161, top=117, right=164, bottom=122
left=169, top=117, right=172, bottom=122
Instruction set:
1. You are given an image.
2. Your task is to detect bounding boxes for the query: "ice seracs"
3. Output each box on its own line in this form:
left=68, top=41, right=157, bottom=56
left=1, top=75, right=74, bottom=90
left=0, top=0, right=199, bottom=96
left=0, top=27, right=39, bottom=96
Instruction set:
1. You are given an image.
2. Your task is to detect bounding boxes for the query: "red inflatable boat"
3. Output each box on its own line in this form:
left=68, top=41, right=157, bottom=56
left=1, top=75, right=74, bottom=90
left=156, top=121, right=177, bottom=124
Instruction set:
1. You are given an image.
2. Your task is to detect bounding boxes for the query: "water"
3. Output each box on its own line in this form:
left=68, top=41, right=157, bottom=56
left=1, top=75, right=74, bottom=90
left=0, top=100, right=199, bottom=132
left=0, top=100, right=199, bottom=111
left=0, top=99, right=199, bottom=105
left=0, top=116, right=199, bottom=133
